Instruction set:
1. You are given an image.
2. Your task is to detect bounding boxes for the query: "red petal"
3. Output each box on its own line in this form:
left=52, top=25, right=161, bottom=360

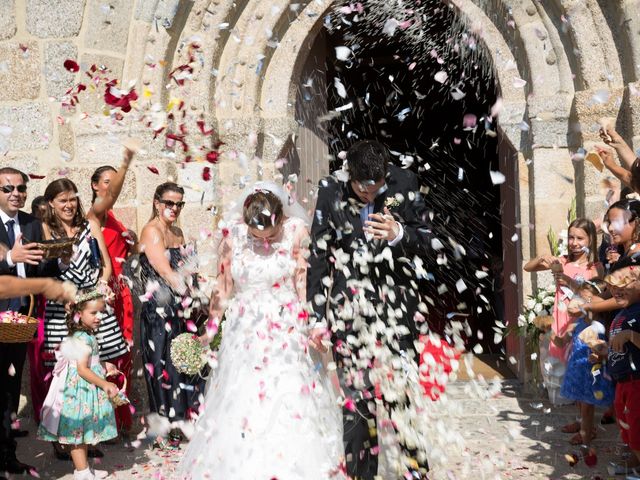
left=147, top=166, right=159, bottom=175
left=202, top=167, right=211, bottom=181
left=206, top=151, right=219, bottom=164
left=76, top=83, right=86, bottom=92
left=63, top=59, right=79, bottom=72
left=28, top=173, right=46, bottom=180
left=196, top=120, right=214, bottom=135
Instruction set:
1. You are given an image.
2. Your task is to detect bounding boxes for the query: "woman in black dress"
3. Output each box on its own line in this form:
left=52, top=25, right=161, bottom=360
left=138, top=182, right=205, bottom=448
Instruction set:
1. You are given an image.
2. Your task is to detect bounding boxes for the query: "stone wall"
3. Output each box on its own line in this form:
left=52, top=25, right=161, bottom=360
left=0, top=0, right=218, bottom=273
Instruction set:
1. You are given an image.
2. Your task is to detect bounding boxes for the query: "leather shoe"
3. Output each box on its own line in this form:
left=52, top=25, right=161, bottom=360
left=4, top=457, right=34, bottom=474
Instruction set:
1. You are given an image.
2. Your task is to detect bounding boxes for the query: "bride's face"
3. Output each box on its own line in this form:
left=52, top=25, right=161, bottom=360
left=248, top=223, right=282, bottom=243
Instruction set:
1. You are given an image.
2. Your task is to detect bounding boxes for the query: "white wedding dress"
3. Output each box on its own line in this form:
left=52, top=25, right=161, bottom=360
left=177, top=217, right=345, bottom=480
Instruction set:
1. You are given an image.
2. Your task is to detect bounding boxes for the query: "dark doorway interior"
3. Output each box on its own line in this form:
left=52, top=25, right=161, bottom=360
left=322, top=4, right=504, bottom=353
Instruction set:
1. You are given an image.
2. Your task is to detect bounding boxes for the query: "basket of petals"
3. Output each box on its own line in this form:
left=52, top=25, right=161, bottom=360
left=0, top=295, right=38, bottom=343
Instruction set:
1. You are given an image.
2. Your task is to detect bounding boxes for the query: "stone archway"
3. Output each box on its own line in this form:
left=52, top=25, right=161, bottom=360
left=255, top=0, right=534, bottom=371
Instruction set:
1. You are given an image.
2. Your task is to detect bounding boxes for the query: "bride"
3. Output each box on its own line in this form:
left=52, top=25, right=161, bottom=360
left=177, top=182, right=346, bottom=479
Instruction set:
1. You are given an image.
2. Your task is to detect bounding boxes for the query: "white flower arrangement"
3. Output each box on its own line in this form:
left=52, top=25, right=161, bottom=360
left=518, top=287, right=555, bottom=333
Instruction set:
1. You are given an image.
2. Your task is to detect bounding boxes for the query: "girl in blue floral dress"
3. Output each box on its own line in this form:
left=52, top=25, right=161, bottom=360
left=38, top=290, right=119, bottom=480
left=557, top=280, right=615, bottom=446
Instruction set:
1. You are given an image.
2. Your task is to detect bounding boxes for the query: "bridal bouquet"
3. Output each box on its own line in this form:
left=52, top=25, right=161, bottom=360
left=170, top=333, right=207, bottom=375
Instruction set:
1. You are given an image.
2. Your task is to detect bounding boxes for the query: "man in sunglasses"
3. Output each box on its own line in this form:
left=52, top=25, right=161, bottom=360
left=0, top=167, right=49, bottom=477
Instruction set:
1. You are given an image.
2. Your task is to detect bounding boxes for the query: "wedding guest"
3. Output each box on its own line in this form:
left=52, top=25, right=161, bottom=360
left=524, top=218, right=603, bottom=405
left=555, top=280, right=614, bottom=445
left=0, top=276, right=75, bottom=302
left=598, top=127, right=640, bottom=193
left=87, top=146, right=136, bottom=439
left=39, top=290, right=118, bottom=480
left=603, top=267, right=640, bottom=476
left=41, top=178, right=129, bottom=459
left=30, top=196, right=47, bottom=221
left=0, top=167, right=48, bottom=475
left=138, top=182, right=205, bottom=449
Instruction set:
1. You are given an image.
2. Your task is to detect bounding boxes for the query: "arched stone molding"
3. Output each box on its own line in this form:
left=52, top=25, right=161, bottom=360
left=551, top=0, right=624, bottom=91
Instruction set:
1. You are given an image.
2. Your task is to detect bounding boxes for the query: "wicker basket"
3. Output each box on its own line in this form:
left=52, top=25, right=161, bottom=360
left=107, top=372, right=129, bottom=407
left=0, top=295, right=38, bottom=343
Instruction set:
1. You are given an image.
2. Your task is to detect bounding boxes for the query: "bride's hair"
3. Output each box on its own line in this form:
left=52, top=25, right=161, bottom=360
left=243, top=190, right=284, bottom=229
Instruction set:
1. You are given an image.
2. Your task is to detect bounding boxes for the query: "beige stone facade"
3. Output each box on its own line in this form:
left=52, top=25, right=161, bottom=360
left=0, top=0, right=638, bottom=368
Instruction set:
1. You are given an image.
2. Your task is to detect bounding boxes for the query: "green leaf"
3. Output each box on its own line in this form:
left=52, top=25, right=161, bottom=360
left=547, top=226, right=560, bottom=256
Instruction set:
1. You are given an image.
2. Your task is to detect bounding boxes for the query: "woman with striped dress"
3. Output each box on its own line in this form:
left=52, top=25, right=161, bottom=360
left=41, top=179, right=129, bottom=458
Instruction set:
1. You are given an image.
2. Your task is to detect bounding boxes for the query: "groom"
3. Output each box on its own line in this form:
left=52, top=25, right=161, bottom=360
left=307, top=140, right=432, bottom=479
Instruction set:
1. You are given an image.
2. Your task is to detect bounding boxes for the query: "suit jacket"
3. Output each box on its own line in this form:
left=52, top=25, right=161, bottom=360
left=307, top=164, right=432, bottom=346
left=0, top=211, right=57, bottom=312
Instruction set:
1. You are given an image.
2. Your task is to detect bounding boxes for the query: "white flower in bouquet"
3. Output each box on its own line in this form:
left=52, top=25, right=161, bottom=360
left=533, top=303, right=543, bottom=314
left=545, top=285, right=556, bottom=295
left=542, top=295, right=555, bottom=306
left=517, top=314, right=526, bottom=328
left=525, top=298, right=537, bottom=310
left=527, top=311, right=536, bottom=322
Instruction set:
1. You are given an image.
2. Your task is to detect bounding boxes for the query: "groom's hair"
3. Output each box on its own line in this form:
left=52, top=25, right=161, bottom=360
left=346, top=140, right=389, bottom=182
left=243, top=190, right=284, bottom=229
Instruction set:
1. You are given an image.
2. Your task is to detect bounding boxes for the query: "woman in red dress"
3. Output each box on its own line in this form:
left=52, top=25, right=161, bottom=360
left=87, top=146, right=136, bottom=438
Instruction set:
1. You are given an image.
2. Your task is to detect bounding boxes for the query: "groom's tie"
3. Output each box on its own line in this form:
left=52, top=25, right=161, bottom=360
left=5, top=219, right=22, bottom=312
left=360, top=203, right=372, bottom=239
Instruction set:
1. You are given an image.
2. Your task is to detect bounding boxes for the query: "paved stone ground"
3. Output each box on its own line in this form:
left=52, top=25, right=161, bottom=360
left=9, top=380, right=629, bottom=480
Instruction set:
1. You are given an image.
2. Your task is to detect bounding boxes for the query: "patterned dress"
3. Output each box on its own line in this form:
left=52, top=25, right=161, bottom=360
left=139, top=246, right=206, bottom=421
left=38, top=332, right=117, bottom=445
left=560, top=318, right=615, bottom=406
left=43, top=221, right=128, bottom=366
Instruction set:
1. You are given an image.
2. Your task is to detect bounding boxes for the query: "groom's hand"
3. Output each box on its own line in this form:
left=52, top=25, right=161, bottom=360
left=365, top=207, right=400, bottom=241
left=309, top=327, right=329, bottom=353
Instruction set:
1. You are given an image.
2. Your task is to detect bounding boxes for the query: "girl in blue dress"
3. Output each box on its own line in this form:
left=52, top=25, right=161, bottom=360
left=38, top=290, right=119, bottom=480
left=556, top=280, right=615, bottom=446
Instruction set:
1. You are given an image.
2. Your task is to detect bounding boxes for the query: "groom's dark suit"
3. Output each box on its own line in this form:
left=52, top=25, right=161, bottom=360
left=307, top=164, right=432, bottom=479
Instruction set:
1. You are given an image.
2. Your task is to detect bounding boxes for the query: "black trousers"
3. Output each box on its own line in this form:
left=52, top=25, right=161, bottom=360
left=0, top=342, right=27, bottom=462
left=343, top=397, right=429, bottom=480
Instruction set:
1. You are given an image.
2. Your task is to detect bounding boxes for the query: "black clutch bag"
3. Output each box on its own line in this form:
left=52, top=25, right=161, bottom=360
left=88, top=237, right=102, bottom=268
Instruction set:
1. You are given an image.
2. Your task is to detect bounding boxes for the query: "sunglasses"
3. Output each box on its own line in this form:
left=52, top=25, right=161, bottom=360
left=0, top=184, right=27, bottom=194
left=159, top=199, right=185, bottom=209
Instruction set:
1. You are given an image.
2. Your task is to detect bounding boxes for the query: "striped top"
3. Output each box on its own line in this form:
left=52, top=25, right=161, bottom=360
left=43, top=222, right=128, bottom=365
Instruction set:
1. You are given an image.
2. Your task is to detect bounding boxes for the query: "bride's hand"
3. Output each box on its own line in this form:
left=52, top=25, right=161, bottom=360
left=309, top=327, right=329, bottom=353
left=198, top=334, right=210, bottom=347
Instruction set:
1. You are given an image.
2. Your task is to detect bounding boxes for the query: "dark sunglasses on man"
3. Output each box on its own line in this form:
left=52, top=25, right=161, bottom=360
left=158, top=199, right=185, bottom=209
left=0, top=184, right=27, bottom=194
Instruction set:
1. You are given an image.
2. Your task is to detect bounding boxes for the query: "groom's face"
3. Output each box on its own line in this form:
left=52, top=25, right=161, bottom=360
left=351, top=178, right=385, bottom=204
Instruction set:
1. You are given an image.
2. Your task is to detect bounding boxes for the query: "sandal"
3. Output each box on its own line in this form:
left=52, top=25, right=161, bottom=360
left=569, top=429, right=597, bottom=445
left=561, top=421, right=581, bottom=433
